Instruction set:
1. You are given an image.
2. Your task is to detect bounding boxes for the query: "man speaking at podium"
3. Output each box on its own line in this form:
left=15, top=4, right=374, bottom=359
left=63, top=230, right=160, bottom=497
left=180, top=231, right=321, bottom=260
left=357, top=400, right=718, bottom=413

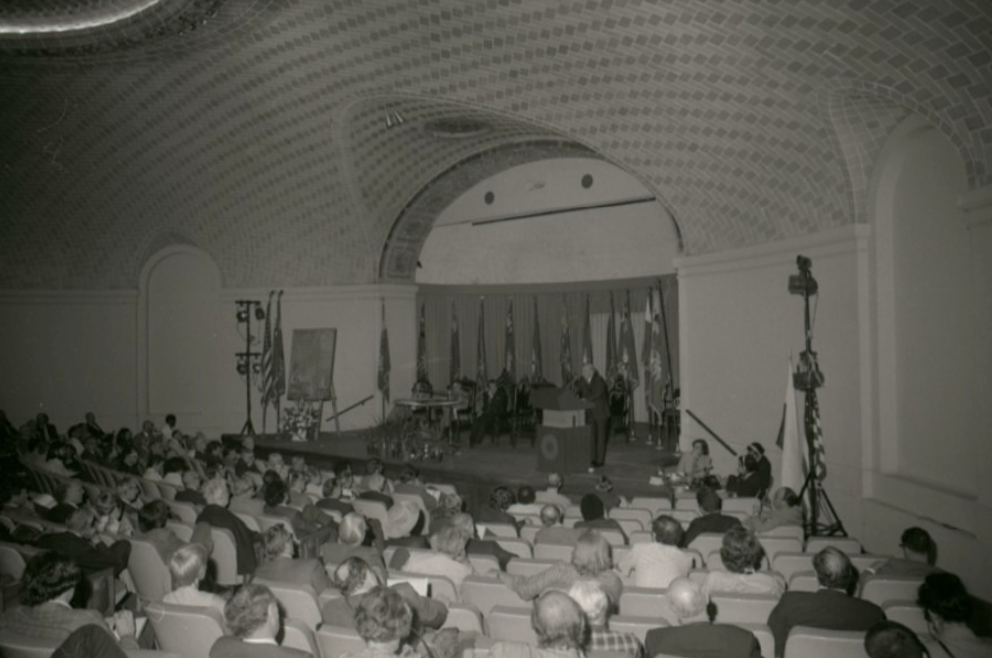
left=575, top=363, right=610, bottom=472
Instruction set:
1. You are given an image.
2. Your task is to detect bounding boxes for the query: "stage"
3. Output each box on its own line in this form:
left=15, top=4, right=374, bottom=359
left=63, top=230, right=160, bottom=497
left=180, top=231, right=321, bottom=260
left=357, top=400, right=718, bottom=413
left=224, top=425, right=681, bottom=513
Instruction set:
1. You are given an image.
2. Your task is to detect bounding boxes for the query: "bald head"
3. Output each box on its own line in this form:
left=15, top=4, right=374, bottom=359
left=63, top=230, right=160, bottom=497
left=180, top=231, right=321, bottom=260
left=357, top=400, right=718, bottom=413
left=540, top=504, right=561, bottom=527
left=532, top=591, right=587, bottom=650
left=813, top=547, right=858, bottom=593
left=666, top=577, right=707, bottom=621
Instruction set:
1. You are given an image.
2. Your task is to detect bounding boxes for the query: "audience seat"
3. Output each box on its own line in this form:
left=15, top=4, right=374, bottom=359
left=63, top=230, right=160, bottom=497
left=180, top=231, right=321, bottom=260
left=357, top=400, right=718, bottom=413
left=771, top=552, right=814, bottom=582
left=787, top=571, right=819, bottom=592
left=598, top=529, right=627, bottom=547
left=165, top=500, right=199, bottom=526
left=128, top=538, right=172, bottom=602
left=757, top=525, right=804, bottom=541
left=506, top=558, right=559, bottom=577
left=611, top=615, right=667, bottom=642
left=145, top=600, right=226, bottom=658
left=157, top=482, right=178, bottom=501
left=254, top=579, right=322, bottom=630
left=804, top=536, right=862, bottom=555
left=613, top=519, right=644, bottom=537
left=882, top=600, right=928, bottom=634
left=351, top=499, right=390, bottom=530
left=233, top=512, right=261, bottom=532
left=519, top=525, right=540, bottom=544
left=721, top=497, right=760, bottom=515
left=674, top=498, right=700, bottom=514
left=849, top=554, right=890, bottom=572
left=495, top=538, right=533, bottom=559
left=488, top=606, right=539, bottom=645
left=315, top=625, right=366, bottom=658
left=480, top=523, right=519, bottom=539
left=166, top=520, right=193, bottom=542
left=0, top=542, right=33, bottom=581
left=533, top=543, right=572, bottom=562
left=208, top=526, right=240, bottom=586
left=608, top=508, right=653, bottom=529
left=683, top=548, right=705, bottom=570
left=282, top=617, right=320, bottom=657
left=735, top=623, right=775, bottom=658
left=783, top=626, right=867, bottom=658
left=466, top=553, right=501, bottom=577
left=0, top=627, right=182, bottom=658
left=426, top=483, right=457, bottom=496
left=687, top=533, right=724, bottom=563
left=442, top=603, right=485, bottom=635
left=668, top=510, right=699, bottom=526
left=756, top=536, right=803, bottom=561
left=709, top=593, right=780, bottom=624
left=629, top=496, right=673, bottom=515
left=460, top=576, right=526, bottom=617
left=628, top=531, right=652, bottom=545
left=391, top=570, right=458, bottom=603
left=860, top=574, right=925, bottom=606
left=618, top=587, right=669, bottom=617
left=138, top=478, right=162, bottom=500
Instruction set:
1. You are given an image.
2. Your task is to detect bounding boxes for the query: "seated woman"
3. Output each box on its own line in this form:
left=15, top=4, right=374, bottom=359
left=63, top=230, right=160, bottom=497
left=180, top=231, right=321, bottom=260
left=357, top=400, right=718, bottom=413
left=210, top=584, right=309, bottom=658
left=134, top=499, right=213, bottom=562
left=0, top=552, right=139, bottom=650
left=254, top=523, right=332, bottom=594
left=340, top=586, right=419, bottom=658
left=476, top=486, right=519, bottom=527
left=91, top=491, right=134, bottom=538
left=398, top=525, right=475, bottom=596
left=724, top=453, right=764, bottom=498
left=262, top=479, right=338, bottom=542
left=701, top=526, right=785, bottom=598
left=573, top=494, right=627, bottom=542
left=673, top=439, right=713, bottom=486
left=503, top=530, right=623, bottom=607
left=163, top=543, right=227, bottom=616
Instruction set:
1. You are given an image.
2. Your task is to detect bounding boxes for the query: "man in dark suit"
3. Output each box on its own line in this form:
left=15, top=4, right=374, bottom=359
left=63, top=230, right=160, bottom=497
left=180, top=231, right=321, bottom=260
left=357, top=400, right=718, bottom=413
left=683, top=487, right=741, bottom=547
left=645, top=577, right=761, bottom=658
left=47, top=479, right=85, bottom=525
left=767, top=547, right=885, bottom=657
left=210, top=583, right=312, bottom=658
left=35, top=507, right=131, bottom=576
left=196, top=477, right=260, bottom=576
left=575, top=362, right=610, bottom=470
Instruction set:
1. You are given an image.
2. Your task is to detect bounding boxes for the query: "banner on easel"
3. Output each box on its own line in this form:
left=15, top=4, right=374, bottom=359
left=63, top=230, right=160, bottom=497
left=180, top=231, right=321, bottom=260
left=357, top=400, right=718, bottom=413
left=288, top=328, right=337, bottom=401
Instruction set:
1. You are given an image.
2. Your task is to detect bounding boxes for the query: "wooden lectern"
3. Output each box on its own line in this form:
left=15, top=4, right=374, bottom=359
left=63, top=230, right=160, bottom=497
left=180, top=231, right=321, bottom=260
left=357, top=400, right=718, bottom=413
left=532, top=387, right=593, bottom=474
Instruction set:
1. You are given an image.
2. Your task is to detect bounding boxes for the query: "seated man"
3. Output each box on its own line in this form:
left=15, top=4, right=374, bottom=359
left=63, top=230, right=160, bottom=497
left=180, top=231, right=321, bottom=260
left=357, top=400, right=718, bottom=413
left=507, top=485, right=544, bottom=518
left=0, top=552, right=140, bottom=650
left=196, top=476, right=260, bottom=576
left=864, top=620, right=930, bottom=658
left=573, top=494, right=626, bottom=542
left=47, top=479, right=85, bottom=525
left=490, top=590, right=588, bottom=658
left=398, top=525, right=475, bottom=593
left=446, top=512, right=515, bottom=572
left=35, top=507, right=131, bottom=576
left=317, top=479, right=355, bottom=516
left=568, top=579, right=643, bottom=658
left=476, top=486, right=520, bottom=527
left=323, top=556, right=447, bottom=631
left=535, top=472, right=572, bottom=511
left=210, top=584, right=311, bottom=658
left=227, top=475, right=265, bottom=517
left=175, top=471, right=207, bottom=505
left=534, top=505, right=582, bottom=546
left=870, top=527, right=942, bottom=578
left=683, top=487, right=741, bottom=547
left=917, top=572, right=992, bottom=658
left=702, top=526, right=784, bottom=597
left=262, top=479, right=338, bottom=542
left=617, top=514, right=692, bottom=588
left=744, top=487, right=802, bottom=534
left=254, top=524, right=332, bottom=595
left=644, top=577, right=761, bottom=658
left=767, top=547, right=885, bottom=657
left=134, top=499, right=213, bottom=562
left=321, top=513, right=388, bottom=583
left=163, top=543, right=227, bottom=616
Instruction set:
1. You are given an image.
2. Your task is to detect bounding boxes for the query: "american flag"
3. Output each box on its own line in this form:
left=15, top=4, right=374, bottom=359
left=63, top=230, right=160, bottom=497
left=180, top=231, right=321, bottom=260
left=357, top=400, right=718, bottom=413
left=259, top=292, right=274, bottom=403
left=807, top=388, right=828, bottom=481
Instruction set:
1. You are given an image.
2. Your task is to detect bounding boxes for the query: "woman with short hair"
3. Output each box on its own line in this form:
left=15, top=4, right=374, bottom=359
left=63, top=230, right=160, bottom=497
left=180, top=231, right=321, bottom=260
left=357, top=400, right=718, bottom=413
left=702, top=526, right=785, bottom=597
left=210, top=584, right=309, bottom=658
left=340, top=586, right=419, bottom=658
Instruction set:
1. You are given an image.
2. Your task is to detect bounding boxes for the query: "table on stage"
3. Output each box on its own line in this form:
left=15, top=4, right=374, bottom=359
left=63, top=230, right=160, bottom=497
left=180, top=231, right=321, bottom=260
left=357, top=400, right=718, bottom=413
left=393, top=396, right=465, bottom=443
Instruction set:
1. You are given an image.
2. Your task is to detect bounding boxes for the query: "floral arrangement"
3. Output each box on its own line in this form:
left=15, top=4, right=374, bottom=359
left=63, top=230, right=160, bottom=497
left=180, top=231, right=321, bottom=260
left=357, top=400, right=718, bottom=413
left=281, top=402, right=319, bottom=440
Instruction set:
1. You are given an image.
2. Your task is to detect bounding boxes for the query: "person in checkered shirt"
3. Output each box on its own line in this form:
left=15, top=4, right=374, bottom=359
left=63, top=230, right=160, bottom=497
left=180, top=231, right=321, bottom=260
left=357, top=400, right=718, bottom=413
left=568, top=579, right=644, bottom=658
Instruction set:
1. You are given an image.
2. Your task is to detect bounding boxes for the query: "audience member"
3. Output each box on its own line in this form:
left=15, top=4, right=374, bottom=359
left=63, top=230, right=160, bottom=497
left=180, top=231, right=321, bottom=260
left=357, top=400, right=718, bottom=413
left=35, top=507, right=131, bottom=576
left=51, top=623, right=131, bottom=658
left=392, top=464, right=437, bottom=511
left=383, top=500, right=427, bottom=547
left=675, top=439, right=714, bottom=486
left=228, top=475, right=265, bottom=517
left=871, top=527, right=942, bottom=578
left=864, top=620, right=930, bottom=658
left=702, top=526, right=784, bottom=597
left=617, top=514, right=692, bottom=588
left=339, top=586, right=419, bottom=658
left=683, top=487, right=741, bottom=547
left=504, top=530, right=623, bottom=606
left=163, top=543, right=227, bottom=616
left=446, top=512, right=515, bottom=571
left=535, top=472, right=571, bottom=510
left=568, top=579, right=643, bottom=658
left=262, top=479, right=338, bottom=541
left=534, top=505, right=582, bottom=545
left=286, top=471, right=311, bottom=508
left=476, top=485, right=518, bottom=526
left=767, top=547, right=884, bottom=657
left=744, top=487, right=802, bottom=534
left=48, top=479, right=85, bottom=525
left=254, top=523, right=332, bottom=594
left=644, top=577, right=761, bottom=658
left=574, top=494, right=626, bottom=541
left=429, top=491, right=463, bottom=529
left=176, top=470, right=207, bottom=505
left=135, top=499, right=212, bottom=561
left=196, top=476, right=260, bottom=576
left=317, top=479, right=355, bottom=516
left=918, top=572, right=992, bottom=658
left=210, top=583, right=310, bottom=658
left=507, top=485, right=543, bottom=517
left=724, top=454, right=763, bottom=498
left=322, top=513, right=387, bottom=583
left=91, top=491, right=134, bottom=538
left=399, top=525, right=475, bottom=594
left=490, top=591, right=587, bottom=658
left=594, top=476, right=624, bottom=511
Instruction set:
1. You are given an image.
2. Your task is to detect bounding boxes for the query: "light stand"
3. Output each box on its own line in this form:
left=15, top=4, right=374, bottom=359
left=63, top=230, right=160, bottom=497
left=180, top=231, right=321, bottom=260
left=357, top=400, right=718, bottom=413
left=790, top=256, right=846, bottom=538
left=235, top=300, right=264, bottom=436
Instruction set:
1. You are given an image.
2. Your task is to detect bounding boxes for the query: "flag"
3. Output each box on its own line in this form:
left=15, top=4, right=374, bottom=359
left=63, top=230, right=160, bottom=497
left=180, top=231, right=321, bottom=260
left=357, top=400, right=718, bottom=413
left=270, top=291, right=286, bottom=402
left=259, top=291, right=274, bottom=405
left=476, top=297, right=487, bottom=386
left=531, top=296, right=543, bottom=381
left=581, top=294, right=593, bottom=366
left=559, top=298, right=572, bottom=385
left=642, top=288, right=653, bottom=393
left=807, top=388, right=828, bottom=481
left=416, top=302, right=428, bottom=383
left=377, top=300, right=390, bottom=402
left=449, top=302, right=460, bottom=385
left=504, top=300, right=515, bottom=380
left=619, top=290, right=638, bottom=388
left=777, top=359, right=804, bottom=492
left=605, top=292, right=618, bottom=381
left=647, top=288, right=665, bottom=413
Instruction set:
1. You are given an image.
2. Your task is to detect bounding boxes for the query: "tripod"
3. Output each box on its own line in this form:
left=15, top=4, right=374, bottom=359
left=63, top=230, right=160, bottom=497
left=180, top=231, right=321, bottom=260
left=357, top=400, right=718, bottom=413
left=790, top=256, right=846, bottom=539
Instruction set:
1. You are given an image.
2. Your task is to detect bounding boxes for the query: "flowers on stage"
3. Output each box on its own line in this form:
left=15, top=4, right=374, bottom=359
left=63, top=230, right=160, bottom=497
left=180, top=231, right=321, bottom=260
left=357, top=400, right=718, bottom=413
left=281, top=402, right=319, bottom=441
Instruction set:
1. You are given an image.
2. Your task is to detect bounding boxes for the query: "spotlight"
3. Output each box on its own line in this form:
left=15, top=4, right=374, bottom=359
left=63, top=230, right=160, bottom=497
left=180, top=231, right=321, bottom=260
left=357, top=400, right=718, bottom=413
left=236, top=361, right=248, bottom=375
left=255, top=306, right=266, bottom=321
left=236, top=309, right=249, bottom=323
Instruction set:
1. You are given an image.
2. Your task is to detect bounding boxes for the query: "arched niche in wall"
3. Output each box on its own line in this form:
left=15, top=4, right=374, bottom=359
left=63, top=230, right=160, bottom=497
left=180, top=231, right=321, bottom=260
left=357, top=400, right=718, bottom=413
left=870, top=115, right=979, bottom=495
left=417, top=157, right=679, bottom=285
left=137, top=245, right=223, bottom=431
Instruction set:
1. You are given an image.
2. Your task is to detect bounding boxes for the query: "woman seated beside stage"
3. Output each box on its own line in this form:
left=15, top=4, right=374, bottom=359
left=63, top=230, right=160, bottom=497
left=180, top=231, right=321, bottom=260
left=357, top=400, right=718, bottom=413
left=672, top=438, right=713, bottom=486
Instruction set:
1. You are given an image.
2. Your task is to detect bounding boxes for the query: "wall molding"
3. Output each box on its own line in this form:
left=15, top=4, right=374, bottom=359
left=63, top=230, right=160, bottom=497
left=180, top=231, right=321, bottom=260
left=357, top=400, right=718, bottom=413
left=960, top=183, right=992, bottom=229
left=0, top=290, right=137, bottom=305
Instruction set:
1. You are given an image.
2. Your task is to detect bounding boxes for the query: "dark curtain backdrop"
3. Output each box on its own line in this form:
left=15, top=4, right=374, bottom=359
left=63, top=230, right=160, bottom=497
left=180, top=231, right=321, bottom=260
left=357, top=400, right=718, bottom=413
left=416, top=275, right=678, bottom=423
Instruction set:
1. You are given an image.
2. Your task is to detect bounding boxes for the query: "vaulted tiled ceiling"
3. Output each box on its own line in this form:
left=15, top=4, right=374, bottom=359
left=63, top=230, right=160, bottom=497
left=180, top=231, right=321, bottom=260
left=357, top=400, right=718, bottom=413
left=0, top=0, right=989, bottom=288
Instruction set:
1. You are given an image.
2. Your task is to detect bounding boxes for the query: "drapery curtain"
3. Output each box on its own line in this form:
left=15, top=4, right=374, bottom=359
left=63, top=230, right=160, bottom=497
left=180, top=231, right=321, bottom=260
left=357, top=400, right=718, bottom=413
left=416, top=275, right=678, bottom=424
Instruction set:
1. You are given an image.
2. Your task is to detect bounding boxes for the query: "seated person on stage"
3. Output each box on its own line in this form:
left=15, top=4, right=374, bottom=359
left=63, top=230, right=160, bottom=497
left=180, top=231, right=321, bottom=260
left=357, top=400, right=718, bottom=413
left=490, top=591, right=587, bottom=658
left=392, top=464, right=437, bottom=511
left=534, top=505, right=583, bottom=546
left=228, top=474, right=265, bottom=517
left=535, top=472, right=572, bottom=510
left=702, top=526, right=785, bottom=597
left=617, top=515, right=692, bottom=589
left=323, top=556, right=447, bottom=630
left=724, top=453, right=764, bottom=499
left=35, top=507, right=131, bottom=577
left=254, top=523, right=332, bottom=594
left=767, top=547, right=884, bottom=657
left=471, top=379, right=508, bottom=444
left=262, top=479, right=338, bottom=541
left=0, top=552, right=140, bottom=651
left=864, top=621, right=930, bottom=658
left=743, top=487, right=802, bottom=534
left=868, top=526, right=942, bottom=578
left=568, top=579, right=644, bottom=658
left=396, top=525, right=476, bottom=595
left=507, top=485, right=544, bottom=518
left=197, top=476, right=261, bottom=576
left=503, top=530, right=623, bottom=607
left=674, top=438, right=714, bottom=486
left=574, top=494, right=626, bottom=541
left=917, top=572, right=992, bottom=658
left=317, top=479, right=355, bottom=516
left=322, top=513, right=388, bottom=584
left=682, top=487, right=741, bottom=547
left=744, top=442, right=772, bottom=497
left=644, top=577, right=762, bottom=658
left=476, top=485, right=520, bottom=527
left=163, top=543, right=228, bottom=615
left=211, top=584, right=311, bottom=658
left=135, top=499, right=212, bottom=562
left=176, top=470, right=208, bottom=505
left=47, top=479, right=85, bottom=525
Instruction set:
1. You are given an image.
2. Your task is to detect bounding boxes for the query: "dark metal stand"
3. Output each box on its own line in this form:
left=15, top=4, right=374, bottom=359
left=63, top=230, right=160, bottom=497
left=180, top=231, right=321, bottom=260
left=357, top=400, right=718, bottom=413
left=236, top=300, right=263, bottom=436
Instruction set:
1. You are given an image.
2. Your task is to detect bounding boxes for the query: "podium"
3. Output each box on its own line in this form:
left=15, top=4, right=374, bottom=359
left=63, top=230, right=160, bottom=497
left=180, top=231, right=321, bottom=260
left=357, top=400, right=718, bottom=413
left=532, top=387, right=593, bottom=474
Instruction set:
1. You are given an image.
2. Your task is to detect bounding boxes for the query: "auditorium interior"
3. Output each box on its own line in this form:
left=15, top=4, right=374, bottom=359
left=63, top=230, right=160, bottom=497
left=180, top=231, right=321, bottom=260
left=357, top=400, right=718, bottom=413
left=0, top=0, right=990, bottom=605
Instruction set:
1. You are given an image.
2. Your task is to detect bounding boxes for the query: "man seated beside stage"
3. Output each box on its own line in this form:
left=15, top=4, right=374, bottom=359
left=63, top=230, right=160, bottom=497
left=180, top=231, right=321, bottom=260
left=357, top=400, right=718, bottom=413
left=743, top=487, right=802, bottom=534
left=617, top=515, right=692, bottom=589
left=323, top=556, right=447, bottom=630
left=574, top=494, right=627, bottom=542
left=535, top=472, right=572, bottom=511
left=254, top=524, right=333, bottom=595
left=682, top=487, right=741, bottom=547
left=534, top=505, right=583, bottom=546
left=197, top=476, right=261, bottom=576
left=262, top=479, right=338, bottom=542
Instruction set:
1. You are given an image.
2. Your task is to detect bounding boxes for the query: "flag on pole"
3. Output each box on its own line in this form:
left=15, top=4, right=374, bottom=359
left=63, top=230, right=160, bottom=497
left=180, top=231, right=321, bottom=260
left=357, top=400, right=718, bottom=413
left=271, top=291, right=286, bottom=404
left=647, top=288, right=665, bottom=413
left=581, top=294, right=593, bottom=366
left=476, top=297, right=488, bottom=386
left=560, top=298, right=572, bottom=385
left=531, top=296, right=543, bottom=381
left=642, top=288, right=653, bottom=401
left=416, top=302, right=428, bottom=383
left=619, top=290, right=638, bottom=389
left=259, top=292, right=274, bottom=402
left=449, top=302, right=460, bottom=386
left=377, top=300, right=391, bottom=403
left=777, top=359, right=804, bottom=492
left=605, top=292, right=618, bottom=381
left=504, top=300, right=515, bottom=380
left=807, top=389, right=828, bottom=481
